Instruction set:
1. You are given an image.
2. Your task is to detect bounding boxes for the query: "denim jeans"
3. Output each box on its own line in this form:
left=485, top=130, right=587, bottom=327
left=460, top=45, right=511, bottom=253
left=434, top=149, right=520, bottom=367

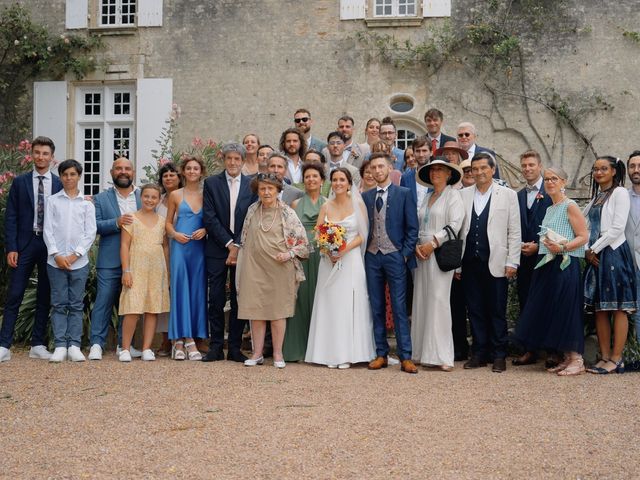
left=89, top=267, right=123, bottom=348
left=48, top=264, right=89, bottom=348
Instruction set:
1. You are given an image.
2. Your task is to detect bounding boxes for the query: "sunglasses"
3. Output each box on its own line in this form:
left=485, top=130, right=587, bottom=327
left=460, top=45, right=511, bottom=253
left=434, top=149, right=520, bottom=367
left=294, top=117, right=310, bottom=123
left=457, top=132, right=472, bottom=138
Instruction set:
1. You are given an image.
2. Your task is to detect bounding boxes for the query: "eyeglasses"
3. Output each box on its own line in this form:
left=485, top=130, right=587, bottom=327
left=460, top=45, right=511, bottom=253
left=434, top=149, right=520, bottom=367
left=592, top=167, right=610, bottom=174
left=543, top=177, right=561, bottom=183
left=328, top=141, right=344, bottom=146
left=294, top=117, right=310, bottom=123
left=257, top=173, right=280, bottom=182
left=457, top=132, right=472, bottom=138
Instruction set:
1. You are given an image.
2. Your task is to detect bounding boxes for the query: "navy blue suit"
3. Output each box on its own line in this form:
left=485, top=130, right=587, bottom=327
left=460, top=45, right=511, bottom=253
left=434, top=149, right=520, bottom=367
left=1, top=172, right=62, bottom=348
left=517, top=183, right=552, bottom=311
left=363, top=183, right=418, bottom=360
left=89, top=188, right=141, bottom=348
left=203, top=172, right=257, bottom=355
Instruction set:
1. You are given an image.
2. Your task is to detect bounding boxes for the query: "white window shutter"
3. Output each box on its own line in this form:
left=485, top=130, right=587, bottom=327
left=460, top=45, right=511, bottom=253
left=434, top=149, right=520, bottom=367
left=340, top=0, right=366, bottom=20
left=136, top=78, right=172, bottom=182
left=65, top=0, right=88, bottom=29
left=138, top=0, right=163, bottom=27
left=423, top=0, right=451, bottom=17
left=33, top=82, right=68, bottom=161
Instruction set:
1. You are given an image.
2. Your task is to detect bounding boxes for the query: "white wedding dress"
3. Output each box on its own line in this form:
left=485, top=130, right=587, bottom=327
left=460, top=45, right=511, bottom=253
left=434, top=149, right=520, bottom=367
left=305, top=213, right=376, bottom=366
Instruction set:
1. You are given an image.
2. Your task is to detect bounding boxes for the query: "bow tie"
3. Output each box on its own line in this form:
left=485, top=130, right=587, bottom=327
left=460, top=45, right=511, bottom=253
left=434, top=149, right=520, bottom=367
left=525, top=184, right=538, bottom=193
left=377, top=189, right=385, bottom=194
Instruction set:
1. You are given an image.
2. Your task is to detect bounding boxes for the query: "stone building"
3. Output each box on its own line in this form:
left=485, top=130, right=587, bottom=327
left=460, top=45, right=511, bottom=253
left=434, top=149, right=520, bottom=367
left=6, top=0, right=640, bottom=195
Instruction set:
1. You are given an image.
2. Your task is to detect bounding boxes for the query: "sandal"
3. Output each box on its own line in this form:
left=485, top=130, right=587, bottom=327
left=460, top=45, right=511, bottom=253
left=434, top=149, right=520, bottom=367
left=547, top=355, right=570, bottom=373
left=172, top=340, right=186, bottom=361
left=557, top=358, right=585, bottom=376
left=184, top=341, right=202, bottom=361
left=586, top=358, right=610, bottom=374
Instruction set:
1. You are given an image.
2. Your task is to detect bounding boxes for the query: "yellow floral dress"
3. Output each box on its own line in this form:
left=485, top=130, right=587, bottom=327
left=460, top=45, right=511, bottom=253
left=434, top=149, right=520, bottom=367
left=119, top=215, right=170, bottom=314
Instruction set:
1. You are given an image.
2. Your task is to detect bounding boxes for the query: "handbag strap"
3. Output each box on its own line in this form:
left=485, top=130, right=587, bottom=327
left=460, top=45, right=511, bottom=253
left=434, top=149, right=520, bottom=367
left=443, top=225, right=457, bottom=241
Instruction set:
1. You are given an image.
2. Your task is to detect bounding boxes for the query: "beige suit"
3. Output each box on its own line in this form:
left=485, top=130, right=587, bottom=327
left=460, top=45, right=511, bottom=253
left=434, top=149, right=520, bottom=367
left=459, top=183, right=521, bottom=278
left=324, top=161, right=361, bottom=188
left=625, top=188, right=640, bottom=269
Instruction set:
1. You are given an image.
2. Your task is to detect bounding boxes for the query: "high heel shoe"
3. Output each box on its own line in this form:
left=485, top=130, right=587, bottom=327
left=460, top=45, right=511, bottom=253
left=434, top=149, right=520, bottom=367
left=184, top=341, right=202, bottom=361
left=172, top=340, right=186, bottom=361
left=244, top=356, right=264, bottom=366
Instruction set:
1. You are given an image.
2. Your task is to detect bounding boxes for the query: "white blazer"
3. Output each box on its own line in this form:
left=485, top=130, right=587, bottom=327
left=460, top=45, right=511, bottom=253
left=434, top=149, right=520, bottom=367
left=459, top=183, right=522, bottom=278
left=583, top=186, right=629, bottom=254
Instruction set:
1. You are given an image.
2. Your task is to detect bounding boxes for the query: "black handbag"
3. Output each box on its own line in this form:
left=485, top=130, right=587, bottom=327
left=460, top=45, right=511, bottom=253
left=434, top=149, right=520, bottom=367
left=434, top=225, right=463, bottom=272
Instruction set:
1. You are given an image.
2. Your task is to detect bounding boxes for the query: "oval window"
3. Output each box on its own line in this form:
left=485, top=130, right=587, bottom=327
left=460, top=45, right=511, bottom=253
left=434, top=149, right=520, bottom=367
left=389, top=95, right=415, bottom=113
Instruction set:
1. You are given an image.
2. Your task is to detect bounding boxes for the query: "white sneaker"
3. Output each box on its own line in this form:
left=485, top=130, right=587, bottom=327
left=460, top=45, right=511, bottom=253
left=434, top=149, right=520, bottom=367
left=141, top=349, right=156, bottom=361
left=29, top=345, right=52, bottom=360
left=67, top=346, right=86, bottom=362
left=119, top=350, right=132, bottom=362
left=0, top=346, right=11, bottom=363
left=49, top=347, right=68, bottom=363
left=88, top=344, right=103, bottom=360
left=117, top=345, right=143, bottom=358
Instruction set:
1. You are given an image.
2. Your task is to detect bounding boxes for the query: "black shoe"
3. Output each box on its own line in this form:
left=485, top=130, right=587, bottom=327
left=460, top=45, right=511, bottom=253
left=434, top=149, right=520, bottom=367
left=463, top=357, right=487, bottom=369
left=227, top=350, right=248, bottom=362
left=202, top=349, right=225, bottom=362
left=492, top=358, right=507, bottom=373
left=454, top=352, right=469, bottom=362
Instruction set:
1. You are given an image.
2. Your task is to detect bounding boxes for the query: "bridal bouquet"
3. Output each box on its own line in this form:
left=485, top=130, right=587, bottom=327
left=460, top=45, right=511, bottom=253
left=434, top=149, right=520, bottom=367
left=315, top=222, right=347, bottom=257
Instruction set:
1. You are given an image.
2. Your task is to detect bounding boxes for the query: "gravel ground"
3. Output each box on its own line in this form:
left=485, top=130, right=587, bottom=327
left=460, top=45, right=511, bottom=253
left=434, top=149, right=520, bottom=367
left=1, top=350, right=639, bottom=479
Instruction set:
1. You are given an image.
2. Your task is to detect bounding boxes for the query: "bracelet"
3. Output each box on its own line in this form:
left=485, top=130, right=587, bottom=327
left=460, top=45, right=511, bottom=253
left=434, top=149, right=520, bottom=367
left=289, top=250, right=295, bottom=259
left=430, top=240, right=438, bottom=249
left=123, top=269, right=131, bottom=273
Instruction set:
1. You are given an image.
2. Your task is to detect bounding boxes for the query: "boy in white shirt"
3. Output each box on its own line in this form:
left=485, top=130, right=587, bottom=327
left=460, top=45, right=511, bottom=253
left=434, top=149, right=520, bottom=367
left=43, top=159, right=97, bottom=362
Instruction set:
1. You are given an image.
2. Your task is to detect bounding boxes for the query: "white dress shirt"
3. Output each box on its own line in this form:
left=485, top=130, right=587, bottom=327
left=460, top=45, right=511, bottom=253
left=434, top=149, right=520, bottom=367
left=43, top=190, right=97, bottom=269
left=473, top=184, right=493, bottom=215
left=116, top=186, right=138, bottom=215
left=32, top=169, right=53, bottom=230
left=525, top=176, right=543, bottom=209
left=287, top=158, right=303, bottom=184
left=225, top=171, right=241, bottom=234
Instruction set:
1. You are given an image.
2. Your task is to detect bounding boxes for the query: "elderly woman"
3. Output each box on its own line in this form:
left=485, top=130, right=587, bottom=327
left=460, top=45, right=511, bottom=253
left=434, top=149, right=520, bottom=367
left=359, top=159, right=377, bottom=193
left=584, top=156, right=637, bottom=374
left=411, top=159, right=464, bottom=371
left=283, top=163, right=326, bottom=362
left=237, top=173, right=310, bottom=368
left=513, top=167, right=589, bottom=375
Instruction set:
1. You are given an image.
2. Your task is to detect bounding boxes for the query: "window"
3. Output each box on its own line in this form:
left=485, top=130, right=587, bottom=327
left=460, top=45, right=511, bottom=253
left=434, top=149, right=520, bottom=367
left=100, top=0, right=136, bottom=27
left=75, top=85, right=135, bottom=195
left=374, top=0, right=416, bottom=17
left=396, top=129, right=416, bottom=151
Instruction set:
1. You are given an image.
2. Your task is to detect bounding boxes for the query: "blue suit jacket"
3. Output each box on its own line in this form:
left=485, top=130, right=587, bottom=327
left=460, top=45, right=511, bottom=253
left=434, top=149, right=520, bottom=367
left=93, top=187, right=141, bottom=269
left=4, top=172, right=62, bottom=253
left=399, top=168, right=417, bottom=206
left=203, top=171, right=257, bottom=259
left=392, top=147, right=405, bottom=171
left=517, top=182, right=552, bottom=244
left=362, top=183, right=419, bottom=269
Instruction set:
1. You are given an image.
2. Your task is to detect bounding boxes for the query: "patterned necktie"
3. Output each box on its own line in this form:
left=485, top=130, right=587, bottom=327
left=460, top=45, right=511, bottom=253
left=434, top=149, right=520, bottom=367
left=431, top=138, right=437, bottom=155
left=525, top=184, right=538, bottom=192
left=37, top=175, right=45, bottom=231
left=376, top=190, right=384, bottom=212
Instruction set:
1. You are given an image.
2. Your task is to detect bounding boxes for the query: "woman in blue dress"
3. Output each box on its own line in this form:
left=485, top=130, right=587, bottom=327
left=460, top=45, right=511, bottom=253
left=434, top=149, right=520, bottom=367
left=583, top=156, right=637, bottom=374
left=513, top=167, right=589, bottom=375
left=165, top=156, right=208, bottom=360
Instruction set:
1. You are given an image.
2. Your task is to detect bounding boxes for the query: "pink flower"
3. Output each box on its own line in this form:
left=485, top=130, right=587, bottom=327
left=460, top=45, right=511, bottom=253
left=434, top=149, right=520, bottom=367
left=207, top=139, right=217, bottom=148
left=18, top=139, right=31, bottom=151
left=192, top=137, right=203, bottom=148
left=159, top=157, right=170, bottom=166
left=21, top=154, right=32, bottom=166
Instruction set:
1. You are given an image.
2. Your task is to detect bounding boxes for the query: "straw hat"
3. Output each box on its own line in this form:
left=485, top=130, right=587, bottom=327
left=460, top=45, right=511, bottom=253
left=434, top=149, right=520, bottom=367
left=434, top=140, right=469, bottom=160
left=417, top=158, right=463, bottom=187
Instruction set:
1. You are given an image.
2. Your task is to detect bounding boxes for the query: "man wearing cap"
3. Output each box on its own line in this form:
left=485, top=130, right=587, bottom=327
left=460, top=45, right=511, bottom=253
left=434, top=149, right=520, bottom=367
left=512, top=150, right=553, bottom=366
left=458, top=152, right=520, bottom=372
left=424, top=108, right=456, bottom=153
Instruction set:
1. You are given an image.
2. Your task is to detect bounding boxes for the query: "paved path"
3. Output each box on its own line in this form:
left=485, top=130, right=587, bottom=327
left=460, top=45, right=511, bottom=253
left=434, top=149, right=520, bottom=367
left=1, top=351, right=638, bottom=479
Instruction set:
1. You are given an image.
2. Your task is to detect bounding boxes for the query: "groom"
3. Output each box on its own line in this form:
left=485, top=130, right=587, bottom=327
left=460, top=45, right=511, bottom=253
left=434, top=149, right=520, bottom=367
left=363, top=153, right=419, bottom=374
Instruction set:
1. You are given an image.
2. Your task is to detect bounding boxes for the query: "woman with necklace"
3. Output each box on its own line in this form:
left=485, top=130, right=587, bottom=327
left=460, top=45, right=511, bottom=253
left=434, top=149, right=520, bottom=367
left=165, top=156, right=208, bottom=361
left=237, top=173, right=309, bottom=368
left=513, top=166, right=589, bottom=375
left=411, top=160, right=464, bottom=371
left=241, top=133, right=260, bottom=176
left=583, top=156, right=637, bottom=374
left=283, top=163, right=326, bottom=362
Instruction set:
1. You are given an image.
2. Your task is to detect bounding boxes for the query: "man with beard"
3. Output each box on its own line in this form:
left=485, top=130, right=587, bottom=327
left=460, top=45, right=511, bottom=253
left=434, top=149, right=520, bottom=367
left=88, top=157, right=141, bottom=360
left=625, top=150, right=640, bottom=342
left=294, top=108, right=326, bottom=152
left=400, top=137, right=432, bottom=212
left=379, top=117, right=405, bottom=171
left=325, top=131, right=361, bottom=187
left=280, top=128, right=306, bottom=184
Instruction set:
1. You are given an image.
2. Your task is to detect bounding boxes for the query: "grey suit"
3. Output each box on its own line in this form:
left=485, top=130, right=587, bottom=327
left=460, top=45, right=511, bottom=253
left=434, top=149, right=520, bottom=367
left=625, top=188, right=640, bottom=341
left=324, top=161, right=361, bottom=188
left=282, top=184, right=303, bottom=206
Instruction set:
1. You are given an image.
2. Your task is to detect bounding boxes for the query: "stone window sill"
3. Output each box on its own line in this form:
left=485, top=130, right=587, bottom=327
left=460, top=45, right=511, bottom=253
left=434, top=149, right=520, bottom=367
left=365, top=17, right=423, bottom=27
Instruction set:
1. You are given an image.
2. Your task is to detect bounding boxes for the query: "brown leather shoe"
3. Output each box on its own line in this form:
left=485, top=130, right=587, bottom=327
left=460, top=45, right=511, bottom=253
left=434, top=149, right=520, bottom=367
left=368, top=356, right=388, bottom=370
left=400, top=359, right=418, bottom=374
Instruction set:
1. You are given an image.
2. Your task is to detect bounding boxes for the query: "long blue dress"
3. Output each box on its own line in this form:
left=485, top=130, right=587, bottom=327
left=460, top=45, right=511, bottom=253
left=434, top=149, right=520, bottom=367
left=169, top=197, right=208, bottom=340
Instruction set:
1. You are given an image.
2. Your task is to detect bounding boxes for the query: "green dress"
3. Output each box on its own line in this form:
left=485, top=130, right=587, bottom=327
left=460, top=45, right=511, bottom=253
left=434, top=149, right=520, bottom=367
left=283, top=194, right=326, bottom=361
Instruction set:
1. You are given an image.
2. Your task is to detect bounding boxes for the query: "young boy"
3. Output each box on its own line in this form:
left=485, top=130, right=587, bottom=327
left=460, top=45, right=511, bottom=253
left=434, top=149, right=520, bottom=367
left=43, top=159, right=97, bottom=362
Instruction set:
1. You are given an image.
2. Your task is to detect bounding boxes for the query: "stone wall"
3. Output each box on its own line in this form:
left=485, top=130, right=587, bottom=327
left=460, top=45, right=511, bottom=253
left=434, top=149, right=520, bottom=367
left=5, top=0, right=640, bottom=193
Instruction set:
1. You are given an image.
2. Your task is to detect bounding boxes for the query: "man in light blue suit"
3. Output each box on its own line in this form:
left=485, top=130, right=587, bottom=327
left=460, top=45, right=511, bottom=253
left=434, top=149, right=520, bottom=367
left=380, top=117, right=406, bottom=171
left=88, top=158, right=141, bottom=360
left=363, top=152, right=419, bottom=374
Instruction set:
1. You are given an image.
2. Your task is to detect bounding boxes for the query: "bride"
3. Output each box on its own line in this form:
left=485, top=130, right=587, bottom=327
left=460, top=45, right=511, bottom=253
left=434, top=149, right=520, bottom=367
left=305, top=167, right=376, bottom=368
